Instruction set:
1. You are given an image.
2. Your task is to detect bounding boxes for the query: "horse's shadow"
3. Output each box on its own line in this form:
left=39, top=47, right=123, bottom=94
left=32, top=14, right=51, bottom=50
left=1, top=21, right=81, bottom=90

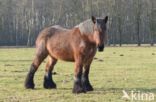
left=34, top=86, right=156, bottom=94
left=93, top=88, right=156, bottom=94
left=57, top=87, right=156, bottom=94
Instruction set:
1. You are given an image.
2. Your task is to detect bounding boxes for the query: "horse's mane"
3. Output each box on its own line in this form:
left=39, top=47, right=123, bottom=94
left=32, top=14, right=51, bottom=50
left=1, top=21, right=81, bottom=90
left=76, top=19, right=94, bottom=35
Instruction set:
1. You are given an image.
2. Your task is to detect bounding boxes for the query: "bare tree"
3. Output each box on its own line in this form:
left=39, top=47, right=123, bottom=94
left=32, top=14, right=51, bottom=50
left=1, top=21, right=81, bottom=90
left=0, top=0, right=155, bottom=46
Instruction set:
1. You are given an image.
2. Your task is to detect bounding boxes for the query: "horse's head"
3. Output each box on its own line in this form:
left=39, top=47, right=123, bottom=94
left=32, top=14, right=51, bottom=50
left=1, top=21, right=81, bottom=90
left=92, top=16, right=108, bottom=52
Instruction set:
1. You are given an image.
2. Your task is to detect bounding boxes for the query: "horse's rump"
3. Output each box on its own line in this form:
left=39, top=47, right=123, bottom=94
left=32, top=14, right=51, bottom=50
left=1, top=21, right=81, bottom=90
left=36, top=25, right=69, bottom=45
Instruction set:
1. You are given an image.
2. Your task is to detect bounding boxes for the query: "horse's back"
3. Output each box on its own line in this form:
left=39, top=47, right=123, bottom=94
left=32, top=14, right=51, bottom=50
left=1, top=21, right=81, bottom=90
left=52, top=25, right=69, bottom=31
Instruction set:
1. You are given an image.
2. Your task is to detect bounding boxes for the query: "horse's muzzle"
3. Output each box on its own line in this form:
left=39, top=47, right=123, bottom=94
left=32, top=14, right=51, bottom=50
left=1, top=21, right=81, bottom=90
left=98, top=44, right=104, bottom=52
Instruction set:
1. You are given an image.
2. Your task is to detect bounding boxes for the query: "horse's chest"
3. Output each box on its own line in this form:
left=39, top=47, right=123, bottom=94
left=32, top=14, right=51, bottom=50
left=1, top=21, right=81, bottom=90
left=85, top=47, right=96, bottom=57
left=79, top=41, right=96, bottom=59
left=82, top=47, right=96, bottom=64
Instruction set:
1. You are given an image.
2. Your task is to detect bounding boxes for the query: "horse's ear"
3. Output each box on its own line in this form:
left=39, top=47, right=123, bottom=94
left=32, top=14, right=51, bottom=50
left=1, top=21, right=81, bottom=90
left=91, top=16, right=96, bottom=24
left=104, top=16, right=108, bottom=24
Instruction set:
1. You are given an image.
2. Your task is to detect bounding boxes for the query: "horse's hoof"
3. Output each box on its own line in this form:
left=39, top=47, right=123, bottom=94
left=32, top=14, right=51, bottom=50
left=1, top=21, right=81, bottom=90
left=43, top=80, right=57, bottom=89
left=82, top=82, right=94, bottom=91
left=72, top=87, right=86, bottom=93
left=44, top=83, right=57, bottom=89
left=25, top=83, right=35, bottom=89
left=84, top=84, right=93, bottom=91
left=82, top=81, right=94, bottom=91
left=72, top=83, right=86, bottom=93
left=25, top=78, right=35, bottom=89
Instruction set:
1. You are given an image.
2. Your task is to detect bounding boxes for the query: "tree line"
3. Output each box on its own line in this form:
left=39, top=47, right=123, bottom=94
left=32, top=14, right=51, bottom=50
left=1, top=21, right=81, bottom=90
left=0, top=0, right=155, bottom=46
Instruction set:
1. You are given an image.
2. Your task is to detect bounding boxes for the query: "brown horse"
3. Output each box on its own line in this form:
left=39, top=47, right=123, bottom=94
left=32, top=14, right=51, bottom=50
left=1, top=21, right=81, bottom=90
left=25, top=16, right=108, bottom=93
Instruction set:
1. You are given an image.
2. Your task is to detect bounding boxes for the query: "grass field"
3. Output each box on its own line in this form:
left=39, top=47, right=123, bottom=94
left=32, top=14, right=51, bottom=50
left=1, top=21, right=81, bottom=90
left=0, top=47, right=156, bottom=102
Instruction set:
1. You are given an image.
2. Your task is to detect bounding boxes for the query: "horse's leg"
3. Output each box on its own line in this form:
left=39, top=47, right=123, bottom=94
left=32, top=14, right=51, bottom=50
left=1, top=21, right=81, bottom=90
left=82, top=63, right=93, bottom=91
left=72, top=58, right=86, bottom=93
left=25, top=45, right=48, bottom=89
left=43, top=57, right=57, bottom=89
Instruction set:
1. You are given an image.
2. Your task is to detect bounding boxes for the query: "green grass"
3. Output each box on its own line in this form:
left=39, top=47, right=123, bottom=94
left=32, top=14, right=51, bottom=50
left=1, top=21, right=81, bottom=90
left=0, top=47, right=156, bottom=102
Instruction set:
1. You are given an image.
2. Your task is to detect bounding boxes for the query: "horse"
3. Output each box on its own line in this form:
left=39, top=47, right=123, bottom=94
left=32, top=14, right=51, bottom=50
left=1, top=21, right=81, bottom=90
left=25, top=16, right=108, bottom=93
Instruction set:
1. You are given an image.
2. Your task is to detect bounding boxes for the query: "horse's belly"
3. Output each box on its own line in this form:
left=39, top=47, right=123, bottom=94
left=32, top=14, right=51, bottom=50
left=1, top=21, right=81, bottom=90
left=56, top=52, right=74, bottom=61
left=48, top=48, right=74, bottom=62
